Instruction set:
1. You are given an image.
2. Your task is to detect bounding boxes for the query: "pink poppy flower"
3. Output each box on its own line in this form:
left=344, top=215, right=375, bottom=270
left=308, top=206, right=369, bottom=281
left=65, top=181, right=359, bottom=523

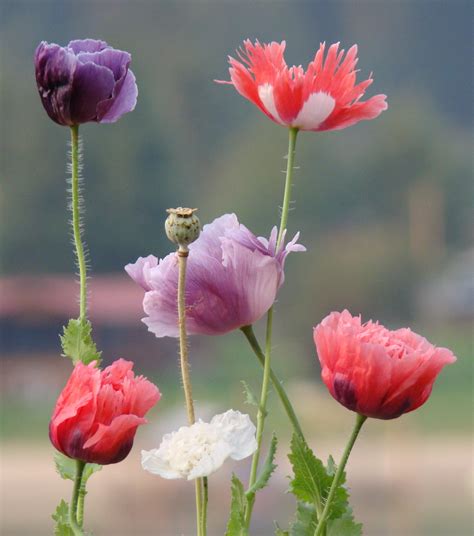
left=313, top=310, right=456, bottom=419
left=125, top=214, right=305, bottom=337
left=49, top=359, right=160, bottom=465
left=219, top=40, right=387, bottom=131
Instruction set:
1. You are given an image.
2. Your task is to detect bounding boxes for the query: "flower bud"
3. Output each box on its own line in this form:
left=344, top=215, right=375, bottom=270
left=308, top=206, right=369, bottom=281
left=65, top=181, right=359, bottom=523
left=165, top=207, right=200, bottom=250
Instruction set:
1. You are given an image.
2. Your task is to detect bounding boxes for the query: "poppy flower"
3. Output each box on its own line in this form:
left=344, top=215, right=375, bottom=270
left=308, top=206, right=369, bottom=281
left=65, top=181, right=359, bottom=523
left=141, top=410, right=257, bottom=480
left=49, top=359, right=160, bottom=465
left=34, top=39, right=137, bottom=126
left=219, top=40, right=387, bottom=131
left=314, top=310, right=456, bottom=419
left=125, top=214, right=305, bottom=337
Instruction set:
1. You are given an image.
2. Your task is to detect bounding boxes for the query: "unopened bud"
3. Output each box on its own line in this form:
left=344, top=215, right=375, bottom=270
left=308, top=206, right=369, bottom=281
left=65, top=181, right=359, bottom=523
left=165, top=207, right=200, bottom=251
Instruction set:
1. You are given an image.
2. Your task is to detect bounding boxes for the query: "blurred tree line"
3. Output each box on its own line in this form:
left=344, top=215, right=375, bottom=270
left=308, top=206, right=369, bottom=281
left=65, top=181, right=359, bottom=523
left=1, top=0, right=472, bottom=327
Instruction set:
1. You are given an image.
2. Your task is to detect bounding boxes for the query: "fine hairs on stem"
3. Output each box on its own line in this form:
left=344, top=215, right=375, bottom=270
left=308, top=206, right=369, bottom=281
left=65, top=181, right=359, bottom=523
left=244, top=127, right=299, bottom=529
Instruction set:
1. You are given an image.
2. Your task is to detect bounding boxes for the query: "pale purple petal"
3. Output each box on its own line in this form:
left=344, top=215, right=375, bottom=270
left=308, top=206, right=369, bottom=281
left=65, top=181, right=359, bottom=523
left=98, top=69, right=138, bottom=123
left=68, top=39, right=109, bottom=54
left=125, top=255, right=158, bottom=291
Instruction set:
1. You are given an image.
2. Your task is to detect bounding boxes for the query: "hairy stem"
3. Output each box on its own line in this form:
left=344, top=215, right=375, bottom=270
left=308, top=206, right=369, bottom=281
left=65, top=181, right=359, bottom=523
left=69, top=125, right=87, bottom=321
left=177, top=247, right=203, bottom=536
left=244, top=127, right=299, bottom=530
left=240, top=325, right=304, bottom=440
left=244, top=308, right=274, bottom=526
left=314, top=414, right=367, bottom=536
left=69, top=460, right=85, bottom=536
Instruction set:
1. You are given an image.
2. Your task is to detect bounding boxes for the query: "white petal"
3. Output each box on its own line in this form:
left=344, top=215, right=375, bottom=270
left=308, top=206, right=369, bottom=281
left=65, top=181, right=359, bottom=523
left=211, top=410, right=257, bottom=460
left=292, top=91, right=335, bottom=130
left=258, top=84, right=285, bottom=124
left=141, top=449, right=182, bottom=479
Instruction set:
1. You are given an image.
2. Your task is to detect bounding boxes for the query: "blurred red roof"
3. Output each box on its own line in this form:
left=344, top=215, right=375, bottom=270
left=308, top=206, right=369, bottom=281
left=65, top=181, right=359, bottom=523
left=0, top=274, right=144, bottom=325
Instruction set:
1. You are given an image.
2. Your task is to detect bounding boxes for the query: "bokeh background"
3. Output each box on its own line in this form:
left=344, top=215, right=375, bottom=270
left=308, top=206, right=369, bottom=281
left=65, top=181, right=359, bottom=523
left=1, top=1, right=472, bottom=535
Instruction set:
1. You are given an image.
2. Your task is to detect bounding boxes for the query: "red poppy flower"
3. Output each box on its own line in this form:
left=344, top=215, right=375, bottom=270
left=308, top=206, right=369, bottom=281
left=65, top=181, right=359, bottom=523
left=49, top=359, right=160, bottom=465
left=219, top=40, right=387, bottom=131
left=313, top=310, right=456, bottom=419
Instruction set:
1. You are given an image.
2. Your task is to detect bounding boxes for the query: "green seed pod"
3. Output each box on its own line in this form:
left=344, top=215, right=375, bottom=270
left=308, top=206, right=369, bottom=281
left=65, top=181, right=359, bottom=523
left=165, top=207, right=201, bottom=250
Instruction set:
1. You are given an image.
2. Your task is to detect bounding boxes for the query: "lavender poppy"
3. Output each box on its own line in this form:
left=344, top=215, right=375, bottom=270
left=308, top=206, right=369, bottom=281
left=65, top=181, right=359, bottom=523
left=125, top=214, right=305, bottom=337
left=34, top=39, right=137, bottom=126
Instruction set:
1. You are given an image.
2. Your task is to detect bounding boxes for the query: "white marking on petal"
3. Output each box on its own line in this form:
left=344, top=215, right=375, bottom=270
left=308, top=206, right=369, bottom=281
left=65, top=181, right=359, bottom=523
left=258, top=83, right=285, bottom=124
left=292, top=91, right=335, bottom=130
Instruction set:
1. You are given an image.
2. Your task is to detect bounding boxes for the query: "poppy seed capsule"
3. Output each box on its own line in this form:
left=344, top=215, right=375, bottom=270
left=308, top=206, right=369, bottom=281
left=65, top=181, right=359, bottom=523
left=165, top=208, right=200, bottom=250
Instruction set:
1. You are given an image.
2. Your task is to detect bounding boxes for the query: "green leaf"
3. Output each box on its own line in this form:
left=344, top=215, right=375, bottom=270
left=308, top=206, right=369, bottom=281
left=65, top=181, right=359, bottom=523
left=55, top=452, right=102, bottom=484
left=241, top=380, right=259, bottom=408
left=289, top=502, right=318, bottom=536
left=288, top=434, right=331, bottom=509
left=274, top=523, right=289, bottom=536
left=52, top=499, right=73, bottom=536
left=225, top=474, right=248, bottom=536
left=60, top=318, right=101, bottom=365
left=246, top=433, right=278, bottom=496
left=327, top=517, right=363, bottom=536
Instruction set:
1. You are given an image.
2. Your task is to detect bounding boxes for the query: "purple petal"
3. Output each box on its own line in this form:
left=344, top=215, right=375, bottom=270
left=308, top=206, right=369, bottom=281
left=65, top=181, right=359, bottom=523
left=125, top=255, right=158, bottom=291
left=98, top=69, right=138, bottom=123
left=68, top=39, right=109, bottom=54
left=69, top=61, right=115, bottom=124
left=34, top=42, right=77, bottom=126
left=76, top=48, right=131, bottom=81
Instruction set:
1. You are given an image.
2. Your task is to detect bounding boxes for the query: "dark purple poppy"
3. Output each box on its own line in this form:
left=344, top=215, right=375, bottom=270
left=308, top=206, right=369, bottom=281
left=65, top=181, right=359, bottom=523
left=34, top=39, right=138, bottom=126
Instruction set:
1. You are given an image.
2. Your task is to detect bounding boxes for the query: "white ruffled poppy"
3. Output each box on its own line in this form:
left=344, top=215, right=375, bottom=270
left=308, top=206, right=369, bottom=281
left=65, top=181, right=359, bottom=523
left=141, top=410, right=257, bottom=480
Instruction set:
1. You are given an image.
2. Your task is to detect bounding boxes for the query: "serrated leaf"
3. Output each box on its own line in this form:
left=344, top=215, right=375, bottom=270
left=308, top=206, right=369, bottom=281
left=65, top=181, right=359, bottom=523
left=225, top=474, right=248, bottom=536
left=290, top=502, right=318, bottom=536
left=288, top=434, right=330, bottom=510
left=327, top=517, right=363, bottom=536
left=55, top=452, right=102, bottom=483
left=60, top=318, right=101, bottom=365
left=52, top=499, right=73, bottom=536
left=241, top=380, right=259, bottom=408
left=246, top=433, right=278, bottom=496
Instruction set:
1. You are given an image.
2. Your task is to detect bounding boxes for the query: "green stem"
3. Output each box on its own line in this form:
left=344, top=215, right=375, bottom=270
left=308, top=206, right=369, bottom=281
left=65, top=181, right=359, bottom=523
left=240, top=325, right=305, bottom=440
left=277, top=127, right=298, bottom=245
left=177, top=247, right=203, bottom=536
left=69, top=460, right=85, bottom=536
left=314, top=414, right=367, bottom=536
left=76, top=475, right=87, bottom=528
left=244, top=127, right=299, bottom=530
left=244, top=308, right=274, bottom=527
left=201, top=476, right=208, bottom=536
left=70, top=125, right=87, bottom=321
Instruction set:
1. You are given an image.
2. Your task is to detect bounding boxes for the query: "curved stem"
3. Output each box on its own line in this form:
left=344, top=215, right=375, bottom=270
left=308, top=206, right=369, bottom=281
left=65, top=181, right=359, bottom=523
left=314, top=414, right=367, bottom=536
left=240, top=325, right=305, bottom=440
left=177, top=247, right=203, bottom=536
left=70, top=125, right=87, bottom=321
left=244, top=308, right=274, bottom=527
left=69, top=460, right=85, bottom=536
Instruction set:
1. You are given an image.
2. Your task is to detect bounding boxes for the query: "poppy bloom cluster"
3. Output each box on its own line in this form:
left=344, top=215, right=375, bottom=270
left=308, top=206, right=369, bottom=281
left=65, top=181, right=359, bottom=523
left=49, top=359, right=160, bottom=465
left=126, top=213, right=305, bottom=337
left=314, top=310, right=456, bottom=420
left=220, top=40, right=387, bottom=131
left=34, top=39, right=137, bottom=126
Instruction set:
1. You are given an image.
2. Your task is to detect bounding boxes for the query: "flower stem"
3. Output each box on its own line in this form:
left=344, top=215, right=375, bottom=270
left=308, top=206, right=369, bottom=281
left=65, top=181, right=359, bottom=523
left=314, top=414, right=367, bottom=536
left=240, top=325, right=305, bottom=440
left=277, top=127, right=298, bottom=245
left=70, top=125, right=87, bottom=321
left=201, top=476, right=208, bottom=536
left=76, top=473, right=87, bottom=528
left=177, top=246, right=203, bottom=536
left=244, top=127, right=299, bottom=530
left=244, top=307, right=274, bottom=527
left=69, top=459, right=85, bottom=536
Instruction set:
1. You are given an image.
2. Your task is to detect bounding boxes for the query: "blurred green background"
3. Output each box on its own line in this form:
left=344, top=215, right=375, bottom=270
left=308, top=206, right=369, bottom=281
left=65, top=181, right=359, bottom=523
left=0, top=1, right=472, bottom=535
